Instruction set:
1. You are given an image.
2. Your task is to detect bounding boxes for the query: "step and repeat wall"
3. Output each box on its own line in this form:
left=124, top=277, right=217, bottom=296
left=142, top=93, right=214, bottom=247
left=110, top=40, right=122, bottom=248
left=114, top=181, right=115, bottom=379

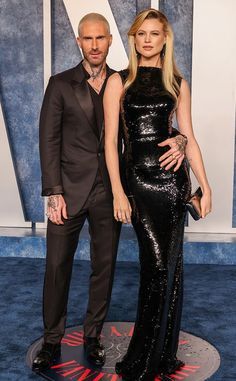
left=0, top=0, right=236, bottom=233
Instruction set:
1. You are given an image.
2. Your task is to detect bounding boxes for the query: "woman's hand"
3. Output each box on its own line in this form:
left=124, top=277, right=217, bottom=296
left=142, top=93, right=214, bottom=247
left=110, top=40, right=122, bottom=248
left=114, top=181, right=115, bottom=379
left=200, top=189, right=212, bottom=218
left=113, top=192, right=132, bottom=224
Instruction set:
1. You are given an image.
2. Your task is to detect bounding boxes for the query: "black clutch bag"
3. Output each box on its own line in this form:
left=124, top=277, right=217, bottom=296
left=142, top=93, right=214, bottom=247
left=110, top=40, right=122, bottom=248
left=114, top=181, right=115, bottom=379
left=186, top=187, right=202, bottom=221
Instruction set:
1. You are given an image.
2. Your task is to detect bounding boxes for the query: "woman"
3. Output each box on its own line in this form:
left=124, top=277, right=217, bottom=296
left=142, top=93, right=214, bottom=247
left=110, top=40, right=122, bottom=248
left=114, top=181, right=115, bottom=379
left=104, top=8, right=211, bottom=381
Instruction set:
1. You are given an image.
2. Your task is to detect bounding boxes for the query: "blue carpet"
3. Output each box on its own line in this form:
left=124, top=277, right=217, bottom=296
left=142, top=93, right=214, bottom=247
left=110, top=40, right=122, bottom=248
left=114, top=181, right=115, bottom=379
left=0, top=258, right=235, bottom=380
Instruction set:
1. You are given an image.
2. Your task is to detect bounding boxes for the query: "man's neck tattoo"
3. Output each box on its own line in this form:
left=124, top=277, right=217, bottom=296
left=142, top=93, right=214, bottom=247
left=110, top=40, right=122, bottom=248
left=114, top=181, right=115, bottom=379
left=83, top=60, right=105, bottom=81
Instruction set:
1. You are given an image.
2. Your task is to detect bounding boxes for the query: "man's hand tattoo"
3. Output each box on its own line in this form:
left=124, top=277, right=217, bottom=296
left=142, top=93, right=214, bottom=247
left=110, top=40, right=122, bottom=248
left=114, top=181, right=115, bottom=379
left=48, top=195, right=60, bottom=211
left=175, top=135, right=187, bottom=154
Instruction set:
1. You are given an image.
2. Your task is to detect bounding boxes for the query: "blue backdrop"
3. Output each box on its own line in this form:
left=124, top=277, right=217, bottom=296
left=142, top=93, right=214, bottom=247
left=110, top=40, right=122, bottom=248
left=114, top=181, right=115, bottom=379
left=0, top=0, right=194, bottom=223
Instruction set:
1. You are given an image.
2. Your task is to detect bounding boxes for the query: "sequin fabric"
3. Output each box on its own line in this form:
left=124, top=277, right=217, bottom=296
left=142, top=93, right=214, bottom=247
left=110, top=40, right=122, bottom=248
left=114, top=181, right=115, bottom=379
left=117, top=67, right=191, bottom=380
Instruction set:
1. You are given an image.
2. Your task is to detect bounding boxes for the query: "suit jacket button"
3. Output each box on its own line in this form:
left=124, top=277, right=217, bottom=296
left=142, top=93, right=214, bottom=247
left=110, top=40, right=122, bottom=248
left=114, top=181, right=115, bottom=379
left=97, top=153, right=101, bottom=157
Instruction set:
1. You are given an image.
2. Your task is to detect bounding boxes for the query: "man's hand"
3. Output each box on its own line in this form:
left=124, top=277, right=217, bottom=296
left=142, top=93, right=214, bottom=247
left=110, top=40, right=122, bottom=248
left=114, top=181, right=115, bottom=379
left=158, top=135, right=187, bottom=172
left=46, top=195, right=68, bottom=225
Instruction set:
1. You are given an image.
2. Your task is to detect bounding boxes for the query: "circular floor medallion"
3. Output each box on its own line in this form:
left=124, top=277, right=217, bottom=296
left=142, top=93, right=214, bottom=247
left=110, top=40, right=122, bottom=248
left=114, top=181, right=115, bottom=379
left=26, top=322, right=220, bottom=381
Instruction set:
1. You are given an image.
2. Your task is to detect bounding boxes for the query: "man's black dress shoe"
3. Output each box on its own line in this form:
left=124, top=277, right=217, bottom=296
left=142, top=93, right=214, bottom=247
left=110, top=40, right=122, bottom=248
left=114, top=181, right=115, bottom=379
left=84, top=337, right=105, bottom=367
left=32, top=342, right=61, bottom=372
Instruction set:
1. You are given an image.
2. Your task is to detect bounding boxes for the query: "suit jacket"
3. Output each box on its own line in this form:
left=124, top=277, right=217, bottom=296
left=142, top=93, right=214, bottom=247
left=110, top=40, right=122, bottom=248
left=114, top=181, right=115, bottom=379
left=39, top=61, right=115, bottom=217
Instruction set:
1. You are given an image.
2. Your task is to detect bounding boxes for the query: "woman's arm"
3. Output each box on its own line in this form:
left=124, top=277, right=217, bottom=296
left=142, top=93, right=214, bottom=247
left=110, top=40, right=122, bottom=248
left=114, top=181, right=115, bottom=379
left=176, top=79, right=212, bottom=218
left=104, top=73, right=132, bottom=223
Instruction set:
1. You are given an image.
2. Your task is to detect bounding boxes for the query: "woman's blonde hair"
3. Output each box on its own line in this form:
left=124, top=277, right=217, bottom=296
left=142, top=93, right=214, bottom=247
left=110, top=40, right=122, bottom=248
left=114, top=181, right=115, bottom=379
left=125, top=8, right=181, bottom=100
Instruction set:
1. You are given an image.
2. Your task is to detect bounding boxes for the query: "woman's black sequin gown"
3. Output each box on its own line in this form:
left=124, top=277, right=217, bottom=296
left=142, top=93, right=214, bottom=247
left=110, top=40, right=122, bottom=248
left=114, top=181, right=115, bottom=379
left=117, top=67, right=191, bottom=381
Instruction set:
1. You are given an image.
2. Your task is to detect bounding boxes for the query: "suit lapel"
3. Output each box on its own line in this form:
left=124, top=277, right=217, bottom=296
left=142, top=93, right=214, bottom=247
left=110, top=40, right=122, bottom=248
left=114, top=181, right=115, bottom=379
left=71, top=63, right=98, bottom=138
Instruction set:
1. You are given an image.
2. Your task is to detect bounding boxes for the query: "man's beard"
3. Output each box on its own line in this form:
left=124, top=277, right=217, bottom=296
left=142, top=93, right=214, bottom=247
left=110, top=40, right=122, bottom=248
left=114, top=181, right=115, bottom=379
left=82, top=49, right=109, bottom=68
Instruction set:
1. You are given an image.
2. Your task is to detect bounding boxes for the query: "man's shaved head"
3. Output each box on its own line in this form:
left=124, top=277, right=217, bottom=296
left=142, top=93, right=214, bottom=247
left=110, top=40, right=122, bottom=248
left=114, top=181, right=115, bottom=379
left=78, top=13, right=110, bottom=36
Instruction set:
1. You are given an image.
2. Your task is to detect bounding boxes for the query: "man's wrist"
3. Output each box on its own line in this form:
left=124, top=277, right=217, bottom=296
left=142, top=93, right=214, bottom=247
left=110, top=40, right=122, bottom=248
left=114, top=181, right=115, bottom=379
left=42, top=185, right=64, bottom=197
left=180, top=133, right=188, bottom=144
left=178, top=133, right=188, bottom=143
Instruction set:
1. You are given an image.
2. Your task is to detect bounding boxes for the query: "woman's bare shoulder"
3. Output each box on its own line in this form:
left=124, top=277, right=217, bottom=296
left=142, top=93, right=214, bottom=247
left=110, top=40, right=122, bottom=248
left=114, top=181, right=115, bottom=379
left=106, top=72, right=124, bottom=93
left=108, top=72, right=123, bottom=84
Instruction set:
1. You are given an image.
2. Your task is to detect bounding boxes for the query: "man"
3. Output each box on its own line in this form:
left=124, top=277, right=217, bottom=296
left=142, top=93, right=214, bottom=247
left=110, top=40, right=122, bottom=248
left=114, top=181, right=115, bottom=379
left=32, top=13, right=121, bottom=372
left=32, top=12, right=186, bottom=373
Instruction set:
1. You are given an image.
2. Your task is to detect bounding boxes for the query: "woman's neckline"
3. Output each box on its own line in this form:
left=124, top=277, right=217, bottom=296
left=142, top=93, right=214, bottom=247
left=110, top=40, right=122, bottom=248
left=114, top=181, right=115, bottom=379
left=138, top=66, right=162, bottom=70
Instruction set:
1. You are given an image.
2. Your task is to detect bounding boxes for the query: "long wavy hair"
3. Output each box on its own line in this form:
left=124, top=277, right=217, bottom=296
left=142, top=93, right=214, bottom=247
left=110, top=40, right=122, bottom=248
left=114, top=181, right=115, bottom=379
left=124, top=8, right=181, bottom=101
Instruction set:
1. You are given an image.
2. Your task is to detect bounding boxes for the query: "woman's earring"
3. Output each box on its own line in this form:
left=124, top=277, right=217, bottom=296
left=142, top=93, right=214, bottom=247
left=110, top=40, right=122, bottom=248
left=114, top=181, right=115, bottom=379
left=161, top=43, right=166, bottom=58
